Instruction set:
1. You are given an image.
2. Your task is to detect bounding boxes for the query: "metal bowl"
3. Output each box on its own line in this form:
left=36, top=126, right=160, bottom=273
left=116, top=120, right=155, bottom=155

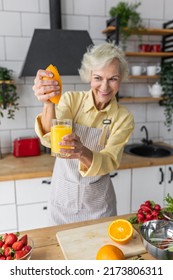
left=140, top=220, right=173, bottom=260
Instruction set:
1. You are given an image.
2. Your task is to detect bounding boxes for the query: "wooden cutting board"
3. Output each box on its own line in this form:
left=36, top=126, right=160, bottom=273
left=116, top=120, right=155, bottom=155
left=56, top=221, right=146, bottom=260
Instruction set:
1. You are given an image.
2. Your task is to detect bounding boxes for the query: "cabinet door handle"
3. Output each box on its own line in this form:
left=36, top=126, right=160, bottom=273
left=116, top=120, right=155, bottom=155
left=159, top=168, right=164, bottom=184
left=168, top=167, right=173, bottom=183
left=43, top=206, right=48, bottom=210
left=110, top=172, right=118, bottom=178
left=42, top=180, right=51, bottom=184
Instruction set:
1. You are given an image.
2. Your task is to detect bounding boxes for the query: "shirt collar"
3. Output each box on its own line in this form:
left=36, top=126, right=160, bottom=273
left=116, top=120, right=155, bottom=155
left=83, top=89, right=118, bottom=115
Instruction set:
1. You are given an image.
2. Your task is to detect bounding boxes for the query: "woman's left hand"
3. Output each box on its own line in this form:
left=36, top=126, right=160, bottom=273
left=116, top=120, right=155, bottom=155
left=59, top=133, right=84, bottom=159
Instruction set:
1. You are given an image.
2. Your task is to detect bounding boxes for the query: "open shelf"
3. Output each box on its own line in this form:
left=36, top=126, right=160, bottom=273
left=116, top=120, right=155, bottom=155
left=119, top=97, right=163, bottom=103
left=126, top=52, right=173, bottom=57
left=128, top=75, right=160, bottom=79
left=102, top=26, right=173, bottom=36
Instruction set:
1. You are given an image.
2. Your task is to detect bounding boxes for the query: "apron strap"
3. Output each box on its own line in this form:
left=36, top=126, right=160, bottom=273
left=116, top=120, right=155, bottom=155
left=98, top=119, right=111, bottom=147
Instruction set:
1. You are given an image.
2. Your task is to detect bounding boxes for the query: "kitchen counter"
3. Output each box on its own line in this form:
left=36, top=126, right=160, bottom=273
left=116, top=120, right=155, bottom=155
left=1, top=149, right=173, bottom=181
left=20, top=214, right=154, bottom=260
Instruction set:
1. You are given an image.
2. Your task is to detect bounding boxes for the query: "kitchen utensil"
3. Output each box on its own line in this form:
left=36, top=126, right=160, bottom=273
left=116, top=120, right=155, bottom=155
left=131, top=65, right=146, bottom=76
left=140, top=220, right=173, bottom=260
left=147, top=65, right=161, bottom=76
left=151, top=44, right=161, bottom=52
left=148, top=82, right=163, bottom=97
left=56, top=221, right=146, bottom=260
left=13, top=137, right=40, bottom=157
left=139, top=44, right=152, bottom=52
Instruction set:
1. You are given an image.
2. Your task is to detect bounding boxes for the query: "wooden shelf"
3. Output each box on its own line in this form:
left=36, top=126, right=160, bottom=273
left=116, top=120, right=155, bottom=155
left=126, top=52, right=173, bottom=57
left=128, top=75, right=160, bottom=79
left=102, top=26, right=173, bottom=36
left=119, top=97, right=163, bottom=103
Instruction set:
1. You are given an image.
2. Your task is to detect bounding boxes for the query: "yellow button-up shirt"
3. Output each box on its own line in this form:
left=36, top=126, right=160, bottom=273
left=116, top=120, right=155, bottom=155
left=35, top=90, right=134, bottom=177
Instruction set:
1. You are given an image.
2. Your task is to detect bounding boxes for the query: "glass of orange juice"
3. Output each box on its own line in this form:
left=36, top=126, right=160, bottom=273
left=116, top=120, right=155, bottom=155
left=51, top=119, right=72, bottom=157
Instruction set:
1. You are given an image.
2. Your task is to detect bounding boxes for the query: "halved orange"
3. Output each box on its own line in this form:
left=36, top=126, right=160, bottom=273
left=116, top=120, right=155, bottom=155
left=96, top=244, right=125, bottom=260
left=108, top=219, right=134, bottom=245
left=43, top=64, right=62, bottom=104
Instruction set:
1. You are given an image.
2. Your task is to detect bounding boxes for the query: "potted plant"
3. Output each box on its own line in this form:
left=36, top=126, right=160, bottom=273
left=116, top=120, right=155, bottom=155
left=0, top=66, right=19, bottom=120
left=159, top=62, right=173, bottom=131
left=109, top=1, right=145, bottom=49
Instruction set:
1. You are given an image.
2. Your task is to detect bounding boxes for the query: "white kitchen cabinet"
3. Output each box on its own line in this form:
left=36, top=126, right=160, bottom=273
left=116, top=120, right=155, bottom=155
left=17, top=202, right=49, bottom=231
left=0, top=205, right=17, bottom=233
left=131, top=166, right=165, bottom=212
left=15, top=177, right=51, bottom=231
left=164, top=164, right=173, bottom=203
left=0, top=181, right=17, bottom=233
left=110, top=169, right=131, bottom=215
left=0, top=181, right=15, bottom=205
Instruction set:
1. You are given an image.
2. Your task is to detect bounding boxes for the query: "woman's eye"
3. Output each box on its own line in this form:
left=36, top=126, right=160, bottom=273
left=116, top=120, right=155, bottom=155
left=110, top=77, right=119, bottom=82
left=94, top=76, right=101, bottom=81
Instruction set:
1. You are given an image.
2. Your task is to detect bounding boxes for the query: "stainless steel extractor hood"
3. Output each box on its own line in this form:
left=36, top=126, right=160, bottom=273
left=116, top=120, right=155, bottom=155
left=20, top=0, right=93, bottom=77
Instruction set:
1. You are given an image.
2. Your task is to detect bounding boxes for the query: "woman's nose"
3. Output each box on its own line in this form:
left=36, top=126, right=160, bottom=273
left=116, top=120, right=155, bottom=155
left=100, top=80, right=109, bottom=90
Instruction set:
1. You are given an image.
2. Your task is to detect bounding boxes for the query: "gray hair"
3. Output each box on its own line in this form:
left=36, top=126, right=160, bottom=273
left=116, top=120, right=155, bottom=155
left=78, top=42, right=129, bottom=82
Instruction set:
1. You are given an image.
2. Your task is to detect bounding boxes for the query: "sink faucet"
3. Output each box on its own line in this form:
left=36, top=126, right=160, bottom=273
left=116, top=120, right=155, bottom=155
left=140, top=125, right=153, bottom=145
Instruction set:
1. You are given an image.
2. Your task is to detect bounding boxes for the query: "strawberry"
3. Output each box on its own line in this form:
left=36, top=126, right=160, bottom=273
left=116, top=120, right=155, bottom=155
left=2, top=243, right=8, bottom=250
left=19, top=234, right=28, bottom=245
left=5, top=233, right=17, bottom=246
left=6, top=256, right=13, bottom=260
left=4, top=247, right=14, bottom=257
left=0, top=255, right=6, bottom=260
left=15, top=250, right=28, bottom=260
left=12, top=241, right=24, bottom=251
left=0, top=248, right=4, bottom=256
left=22, top=245, right=32, bottom=253
left=3, top=233, right=8, bottom=242
left=0, top=240, right=4, bottom=248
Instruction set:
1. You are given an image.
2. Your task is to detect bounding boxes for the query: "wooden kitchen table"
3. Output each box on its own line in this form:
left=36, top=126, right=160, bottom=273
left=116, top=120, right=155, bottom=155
left=21, top=214, right=155, bottom=260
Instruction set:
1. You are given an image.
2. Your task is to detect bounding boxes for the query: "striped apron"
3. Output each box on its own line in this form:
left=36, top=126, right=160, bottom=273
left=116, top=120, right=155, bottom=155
left=48, top=97, right=117, bottom=225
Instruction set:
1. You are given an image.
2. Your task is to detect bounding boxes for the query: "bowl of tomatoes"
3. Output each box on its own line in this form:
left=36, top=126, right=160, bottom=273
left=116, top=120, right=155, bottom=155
left=0, top=232, right=34, bottom=260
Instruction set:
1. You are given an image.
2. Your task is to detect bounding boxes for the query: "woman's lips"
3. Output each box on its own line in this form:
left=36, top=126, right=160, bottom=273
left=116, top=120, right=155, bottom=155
left=99, top=91, right=111, bottom=97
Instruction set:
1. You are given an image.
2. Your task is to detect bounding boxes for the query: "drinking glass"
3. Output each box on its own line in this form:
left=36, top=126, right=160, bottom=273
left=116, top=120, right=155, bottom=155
left=51, top=119, right=72, bottom=157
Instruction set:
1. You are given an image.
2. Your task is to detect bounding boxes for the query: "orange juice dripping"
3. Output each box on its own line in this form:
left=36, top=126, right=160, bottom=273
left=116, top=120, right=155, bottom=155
left=43, top=64, right=62, bottom=104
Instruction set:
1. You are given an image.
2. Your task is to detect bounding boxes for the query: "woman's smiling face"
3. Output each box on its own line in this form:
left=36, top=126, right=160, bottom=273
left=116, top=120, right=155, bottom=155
left=90, top=59, right=121, bottom=110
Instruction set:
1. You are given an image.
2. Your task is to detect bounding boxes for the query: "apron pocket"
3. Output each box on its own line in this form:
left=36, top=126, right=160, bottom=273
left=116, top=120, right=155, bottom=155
left=81, top=176, right=115, bottom=211
left=51, top=179, right=79, bottom=212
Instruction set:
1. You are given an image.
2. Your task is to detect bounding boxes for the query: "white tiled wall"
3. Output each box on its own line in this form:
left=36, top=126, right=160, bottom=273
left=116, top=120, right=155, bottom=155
left=0, top=0, right=173, bottom=154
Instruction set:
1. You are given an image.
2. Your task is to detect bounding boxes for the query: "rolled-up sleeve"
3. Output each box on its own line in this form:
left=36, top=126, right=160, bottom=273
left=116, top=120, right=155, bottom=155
left=35, top=114, right=51, bottom=148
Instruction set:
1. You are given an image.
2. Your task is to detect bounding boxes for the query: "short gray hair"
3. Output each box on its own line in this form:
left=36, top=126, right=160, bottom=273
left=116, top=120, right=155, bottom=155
left=78, top=42, right=129, bottom=82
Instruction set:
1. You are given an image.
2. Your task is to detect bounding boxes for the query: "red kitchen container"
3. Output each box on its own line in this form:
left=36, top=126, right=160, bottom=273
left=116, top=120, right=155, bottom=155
left=13, top=137, right=40, bottom=157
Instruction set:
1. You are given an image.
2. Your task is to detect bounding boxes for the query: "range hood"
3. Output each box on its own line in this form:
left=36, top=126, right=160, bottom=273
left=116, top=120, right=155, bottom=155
left=20, top=0, right=93, bottom=77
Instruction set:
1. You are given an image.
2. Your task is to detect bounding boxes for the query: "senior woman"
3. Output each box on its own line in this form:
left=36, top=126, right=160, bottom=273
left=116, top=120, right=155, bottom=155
left=33, top=42, right=134, bottom=225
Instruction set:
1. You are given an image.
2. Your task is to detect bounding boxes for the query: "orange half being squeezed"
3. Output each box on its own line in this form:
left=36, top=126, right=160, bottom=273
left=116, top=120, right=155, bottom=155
left=43, top=64, right=62, bottom=104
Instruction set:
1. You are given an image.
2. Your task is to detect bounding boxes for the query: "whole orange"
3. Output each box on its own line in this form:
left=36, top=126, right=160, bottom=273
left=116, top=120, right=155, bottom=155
left=108, top=219, right=134, bottom=245
left=96, top=244, right=125, bottom=260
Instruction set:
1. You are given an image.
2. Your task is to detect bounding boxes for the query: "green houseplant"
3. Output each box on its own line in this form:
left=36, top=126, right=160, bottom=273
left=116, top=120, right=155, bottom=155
left=109, top=1, right=145, bottom=49
left=159, top=62, right=173, bottom=131
left=0, top=66, right=19, bottom=120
